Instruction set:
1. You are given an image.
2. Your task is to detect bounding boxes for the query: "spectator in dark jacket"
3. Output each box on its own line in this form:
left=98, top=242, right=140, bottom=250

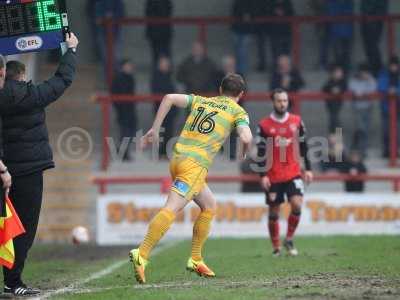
left=327, top=0, right=354, bottom=71
left=111, top=59, right=136, bottom=161
left=0, top=34, right=78, bottom=296
left=341, top=150, right=367, bottom=192
left=176, top=41, right=218, bottom=94
left=231, top=0, right=256, bottom=76
left=270, top=55, right=304, bottom=109
left=145, top=0, right=173, bottom=68
left=268, top=0, right=295, bottom=65
left=322, top=64, right=347, bottom=133
left=361, top=0, right=388, bottom=76
left=377, top=56, right=400, bottom=158
left=151, top=57, right=177, bottom=158
left=271, top=54, right=304, bottom=91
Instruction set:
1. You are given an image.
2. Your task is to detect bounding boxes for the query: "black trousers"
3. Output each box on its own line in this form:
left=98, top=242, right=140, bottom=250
left=149, top=38, right=171, bottom=68
left=3, top=172, right=43, bottom=288
left=332, top=37, right=352, bottom=71
left=361, top=22, right=384, bottom=76
left=326, top=101, right=343, bottom=134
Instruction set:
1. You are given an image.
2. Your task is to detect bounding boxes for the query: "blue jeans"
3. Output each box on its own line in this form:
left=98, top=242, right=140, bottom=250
left=233, top=33, right=251, bottom=76
left=352, top=104, right=372, bottom=157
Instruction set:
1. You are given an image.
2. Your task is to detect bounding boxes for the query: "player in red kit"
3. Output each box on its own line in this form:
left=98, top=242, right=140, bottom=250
left=256, top=89, right=313, bottom=256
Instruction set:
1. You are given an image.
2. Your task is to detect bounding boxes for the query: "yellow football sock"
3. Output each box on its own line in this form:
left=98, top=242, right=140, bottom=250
left=139, top=208, right=176, bottom=260
left=191, top=209, right=215, bottom=261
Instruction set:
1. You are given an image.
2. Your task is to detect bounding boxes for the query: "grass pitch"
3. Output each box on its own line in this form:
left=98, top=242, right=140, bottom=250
left=2, top=236, right=400, bottom=299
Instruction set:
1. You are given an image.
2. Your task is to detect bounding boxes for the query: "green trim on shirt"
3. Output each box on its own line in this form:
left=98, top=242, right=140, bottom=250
left=186, top=94, right=194, bottom=109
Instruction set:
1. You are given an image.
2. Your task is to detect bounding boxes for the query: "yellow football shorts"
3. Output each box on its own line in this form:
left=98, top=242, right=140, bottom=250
left=169, top=156, right=208, bottom=201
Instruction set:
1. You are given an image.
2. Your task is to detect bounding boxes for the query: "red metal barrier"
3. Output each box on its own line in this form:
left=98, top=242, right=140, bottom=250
left=98, top=14, right=400, bottom=170
left=92, top=174, right=400, bottom=195
left=95, top=92, right=398, bottom=170
left=103, top=14, right=400, bottom=86
left=389, top=96, right=398, bottom=167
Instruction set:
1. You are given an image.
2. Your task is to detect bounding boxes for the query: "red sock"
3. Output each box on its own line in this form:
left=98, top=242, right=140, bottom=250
left=286, top=213, right=301, bottom=240
left=268, top=219, right=280, bottom=250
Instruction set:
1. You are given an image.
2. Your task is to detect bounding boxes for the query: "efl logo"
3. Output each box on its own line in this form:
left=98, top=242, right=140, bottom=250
left=15, top=36, right=43, bottom=51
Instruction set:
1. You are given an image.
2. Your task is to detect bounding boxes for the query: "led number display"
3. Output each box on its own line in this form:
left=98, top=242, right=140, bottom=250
left=0, top=0, right=68, bottom=55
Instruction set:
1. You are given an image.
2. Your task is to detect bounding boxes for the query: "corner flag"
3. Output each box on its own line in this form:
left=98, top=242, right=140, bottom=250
left=0, top=192, right=25, bottom=269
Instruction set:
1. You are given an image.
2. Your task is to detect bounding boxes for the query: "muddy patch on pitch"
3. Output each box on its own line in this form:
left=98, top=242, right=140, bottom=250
left=266, top=273, right=400, bottom=299
left=198, top=274, right=400, bottom=299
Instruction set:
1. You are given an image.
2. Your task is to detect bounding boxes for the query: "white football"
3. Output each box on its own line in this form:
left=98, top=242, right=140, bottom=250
left=71, top=226, right=90, bottom=244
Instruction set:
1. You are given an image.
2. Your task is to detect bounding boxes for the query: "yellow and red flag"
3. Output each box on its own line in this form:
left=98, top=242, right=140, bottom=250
left=0, top=194, right=25, bottom=269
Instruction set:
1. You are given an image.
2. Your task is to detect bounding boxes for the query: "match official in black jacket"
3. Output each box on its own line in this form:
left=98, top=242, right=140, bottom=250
left=0, top=55, right=12, bottom=196
left=0, top=32, right=78, bottom=297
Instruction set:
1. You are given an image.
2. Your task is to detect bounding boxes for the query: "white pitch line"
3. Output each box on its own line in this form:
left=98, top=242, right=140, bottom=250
left=41, top=241, right=179, bottom=299
left=42, top=275, right=400, bottom=298
left=49, top=279, right=275, bottom=297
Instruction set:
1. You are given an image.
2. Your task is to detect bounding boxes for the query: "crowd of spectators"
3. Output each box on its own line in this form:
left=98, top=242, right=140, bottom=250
left=92, top=0, right=397, bottom=189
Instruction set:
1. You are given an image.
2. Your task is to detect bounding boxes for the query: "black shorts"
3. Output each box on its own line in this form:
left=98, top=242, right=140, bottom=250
left=266, top=176, right=304, bottom=206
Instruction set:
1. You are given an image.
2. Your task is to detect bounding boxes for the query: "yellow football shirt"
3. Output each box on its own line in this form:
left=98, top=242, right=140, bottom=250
left=173, top=94, right=250, bottom=168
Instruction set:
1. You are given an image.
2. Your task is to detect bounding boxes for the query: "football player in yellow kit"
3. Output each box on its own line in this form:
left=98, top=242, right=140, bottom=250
left=130, top=74, right=253, bottom=283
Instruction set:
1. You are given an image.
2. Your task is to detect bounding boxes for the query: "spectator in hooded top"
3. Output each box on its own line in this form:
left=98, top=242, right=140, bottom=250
left=377, top=56, right=400, bottom=158
left=231, top=0, right=257, bottom=76
left=176, top=41, right=218, bottom=94
left=111, top=59, right=136, bottom=161
left=349, top=63, right=377, bottom=158
left=267, top=0, right=295, bottom=65
left=327, top=0, right=354, bottom=71
left=151, top=57, right=177, bottom=158
left=145, top=0, right=173, bottom=69
left=360, top=0, right=388, bottom=76
left=322, top=64, right=347, bottom=133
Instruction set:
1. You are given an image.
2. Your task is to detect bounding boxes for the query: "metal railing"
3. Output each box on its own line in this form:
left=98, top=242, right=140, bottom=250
left=95, top=15, right=400, bottom=170
left=92, top=174, right=400, bottom=194
left=95, top=92, right=398, bottom=170
left=102, top=14, right=400, bottom=86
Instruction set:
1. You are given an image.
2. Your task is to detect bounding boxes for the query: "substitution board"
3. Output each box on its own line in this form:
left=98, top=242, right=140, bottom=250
left=0, top=0, right=69, bottom=55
